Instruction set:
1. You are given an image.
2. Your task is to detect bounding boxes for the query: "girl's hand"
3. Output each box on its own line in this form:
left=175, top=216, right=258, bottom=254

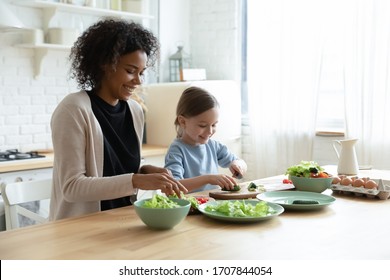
left=229, top=159, right=248, bottom=179
left=207, top=174, right=238, bottom=190
left=132, top=173, right=187, bottom=197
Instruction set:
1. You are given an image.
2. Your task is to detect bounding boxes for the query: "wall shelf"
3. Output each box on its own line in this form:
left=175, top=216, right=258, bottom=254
left=17, top=43, right=71, bottom=50
left=16, top=44, right=71, bottom=78
left=12, top=0, right=154, bottom=25
left=11, top=0, right=153, bottom=79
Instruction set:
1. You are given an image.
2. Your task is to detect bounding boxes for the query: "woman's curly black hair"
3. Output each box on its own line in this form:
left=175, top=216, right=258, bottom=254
left=69, top=18, right=160, bottom=90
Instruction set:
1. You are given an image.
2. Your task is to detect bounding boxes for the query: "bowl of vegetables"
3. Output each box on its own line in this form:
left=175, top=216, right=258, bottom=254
left=134, top=194, right=190, bottom=230
left=286, top=161, right=333, bottom=193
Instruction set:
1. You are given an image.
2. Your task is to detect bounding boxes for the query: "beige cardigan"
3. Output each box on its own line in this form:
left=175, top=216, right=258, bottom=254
left=49, top=91, right=144, bottom=220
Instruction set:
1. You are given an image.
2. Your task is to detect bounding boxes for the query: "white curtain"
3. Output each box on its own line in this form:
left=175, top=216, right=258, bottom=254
left=247, top=0, right=326, bottom=178
left=343, top=0, right=390, bottom=169
left=247, top=0, right=390, bottom=178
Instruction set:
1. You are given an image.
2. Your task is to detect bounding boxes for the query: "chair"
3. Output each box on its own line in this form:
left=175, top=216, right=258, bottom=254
left=0, top=178, right=52, bottom=230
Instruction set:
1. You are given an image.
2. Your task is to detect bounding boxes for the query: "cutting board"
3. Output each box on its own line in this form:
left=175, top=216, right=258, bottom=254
left=208, top=181, right=295, bottom=200
left=209, top=189, right=262, bottom=199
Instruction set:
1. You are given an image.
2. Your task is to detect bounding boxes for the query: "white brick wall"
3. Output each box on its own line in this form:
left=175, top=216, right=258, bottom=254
left=0, top=32, right=76, bottom=152
left=189, top=0, right=241, bottom=81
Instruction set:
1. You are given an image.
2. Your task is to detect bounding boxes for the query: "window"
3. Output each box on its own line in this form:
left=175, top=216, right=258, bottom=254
left=242, top=0, right=346, bottom=134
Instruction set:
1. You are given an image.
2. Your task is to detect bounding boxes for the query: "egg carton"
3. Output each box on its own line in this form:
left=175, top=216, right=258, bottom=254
left=330, top=179, right=390, bottom=200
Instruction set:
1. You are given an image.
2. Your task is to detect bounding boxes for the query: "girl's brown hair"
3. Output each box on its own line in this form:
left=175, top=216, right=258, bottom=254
left=175, top=86, right=219, bottom=137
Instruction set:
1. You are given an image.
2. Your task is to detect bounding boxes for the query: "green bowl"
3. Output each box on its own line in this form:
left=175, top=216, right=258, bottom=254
left=290, top=176, right=333, bottom=193
left=134, top=198, right=190, bottom=230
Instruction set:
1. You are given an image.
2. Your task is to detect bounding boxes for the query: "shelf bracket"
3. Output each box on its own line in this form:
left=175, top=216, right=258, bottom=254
left=43, top=8, right=56, bottom=31
left=34, top=48, right=48, bottom=79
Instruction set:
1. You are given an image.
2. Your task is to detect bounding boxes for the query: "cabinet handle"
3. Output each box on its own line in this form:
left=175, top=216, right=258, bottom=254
left=15, top=177, right=23, bottom=182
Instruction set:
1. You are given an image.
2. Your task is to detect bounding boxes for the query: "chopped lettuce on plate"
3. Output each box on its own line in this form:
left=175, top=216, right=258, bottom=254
left=205, top=200, right=275, bottom=217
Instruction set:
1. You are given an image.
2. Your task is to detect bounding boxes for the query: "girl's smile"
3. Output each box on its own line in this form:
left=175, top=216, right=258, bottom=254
left=179, top=107, right=219, bottom=146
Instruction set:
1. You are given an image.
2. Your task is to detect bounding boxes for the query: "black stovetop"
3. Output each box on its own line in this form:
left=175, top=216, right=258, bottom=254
left=0, top=149, right=45, bottom=162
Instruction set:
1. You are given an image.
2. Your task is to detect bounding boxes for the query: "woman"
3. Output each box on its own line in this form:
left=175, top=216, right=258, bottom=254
left=49, top=19, right=187, bottom=221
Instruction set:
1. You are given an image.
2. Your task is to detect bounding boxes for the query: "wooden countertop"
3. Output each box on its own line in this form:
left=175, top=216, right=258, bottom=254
left=0, top=144, right=167, bottom=173
left=0, top=174, right=389, bottom=260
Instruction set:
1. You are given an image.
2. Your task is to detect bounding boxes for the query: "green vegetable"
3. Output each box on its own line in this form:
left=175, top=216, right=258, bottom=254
left=205, top=200, right=275, bottom=217
left=221, top=185, right=241, bottom=192
left=247, top=182, right=258, bottom=191
left=292, top=200, right=319, bottom=205
left=186, top=196, right=199, bottom=208
left=169, top=192, right=199, bottom=208
left=285, top=161, right=324, bottom=178
left=143, top=194, right=180, bottom=209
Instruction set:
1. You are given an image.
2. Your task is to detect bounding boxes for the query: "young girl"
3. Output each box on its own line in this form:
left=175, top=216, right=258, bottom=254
left=164, top=86, right=247, bottom=192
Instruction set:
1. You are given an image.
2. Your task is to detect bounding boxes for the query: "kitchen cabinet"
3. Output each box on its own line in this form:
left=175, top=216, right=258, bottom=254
left=141, top=144, right=166, bottom=167
left=0, top=145, right=165, bottom=174
left=11, top=0, right=154, bottom=78
left=141, top=155, right=165, bottom=167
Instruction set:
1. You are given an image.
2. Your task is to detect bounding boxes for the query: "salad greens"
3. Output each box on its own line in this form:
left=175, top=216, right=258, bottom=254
left=285, top=161, right=324, bottom=178
left=143, top=194, right=180, bottom=209
left=205, top=200, right=275, bottom=217
left=169, top=192, right=199, bottom=208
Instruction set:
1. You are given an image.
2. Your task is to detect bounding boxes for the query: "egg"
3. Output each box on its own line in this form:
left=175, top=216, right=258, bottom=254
left=352, top=178, right=365, bottom=188
left=341, top=177, right=353, bottom=186
left=332, top=177, right=341, bottom=184
left=361, top=177, right=370, bottom=183
left=364, top=180, right=378, bottom=189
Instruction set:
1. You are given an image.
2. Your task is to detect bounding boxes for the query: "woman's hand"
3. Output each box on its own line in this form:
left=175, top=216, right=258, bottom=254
left=132, top=173, right=187, bottom=197
left=229, top=159, right=248, bottom=179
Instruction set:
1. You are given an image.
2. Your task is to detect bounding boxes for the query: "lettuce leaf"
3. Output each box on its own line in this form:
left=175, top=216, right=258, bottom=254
left=169, top=192, right=199, bottom=208
left=285, top=161, right=324, bottom=178
left=205, top=200, right=274, bottom=217
left=143, top=194, right=180, bottom=209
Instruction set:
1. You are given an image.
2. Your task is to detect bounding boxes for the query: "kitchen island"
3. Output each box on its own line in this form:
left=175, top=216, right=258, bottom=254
left=0, top=175, right=389, bottom=260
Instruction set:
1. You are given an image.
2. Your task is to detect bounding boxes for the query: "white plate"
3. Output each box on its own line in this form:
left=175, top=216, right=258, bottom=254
left=198, top=200, right=284, bottom=223
left=257, top=191, right=336, bottom=210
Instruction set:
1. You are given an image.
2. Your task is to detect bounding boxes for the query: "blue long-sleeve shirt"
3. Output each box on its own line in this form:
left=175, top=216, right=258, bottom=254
left=164, top=138, right=238, bottom=192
